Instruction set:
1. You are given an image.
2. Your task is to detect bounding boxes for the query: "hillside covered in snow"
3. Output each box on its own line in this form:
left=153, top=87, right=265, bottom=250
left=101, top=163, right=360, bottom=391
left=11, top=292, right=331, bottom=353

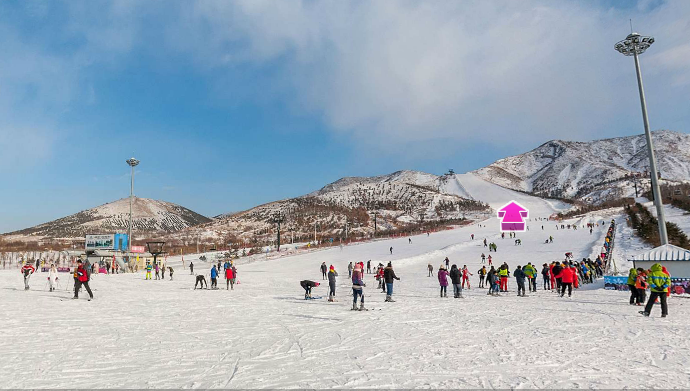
left=474, top=130, right=690, bottom=203
left=180, top=171, right=491, bottom=244
left=4, top=197, right=211, bottom=240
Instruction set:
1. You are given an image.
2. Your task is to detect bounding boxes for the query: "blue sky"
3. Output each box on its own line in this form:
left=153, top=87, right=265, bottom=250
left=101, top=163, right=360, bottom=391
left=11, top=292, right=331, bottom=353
left=1, top=0, right=689, bottom=233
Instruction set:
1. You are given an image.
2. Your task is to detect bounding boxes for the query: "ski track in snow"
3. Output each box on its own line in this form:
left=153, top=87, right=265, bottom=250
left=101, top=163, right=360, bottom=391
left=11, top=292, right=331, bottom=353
left=1, top=180, right=689, bottom=389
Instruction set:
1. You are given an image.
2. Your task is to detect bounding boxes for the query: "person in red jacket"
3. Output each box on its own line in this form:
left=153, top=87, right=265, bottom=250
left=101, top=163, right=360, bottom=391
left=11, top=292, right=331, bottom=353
left=225, top=265, right=237, bottom=290
left=73, top=260, right=94, bottom=300
left=558, top=265, right=575, bottom=297
left=21, top=262, right=36, bottom=290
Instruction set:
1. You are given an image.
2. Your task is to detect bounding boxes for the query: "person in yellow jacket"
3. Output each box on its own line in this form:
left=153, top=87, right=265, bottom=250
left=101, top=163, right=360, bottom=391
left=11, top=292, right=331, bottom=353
left=640, top=263, right=670, bottom=317
left=498, top=264, right=510, bottom=292
left=523, top=263, right=537, bottom=292
left=145, top=261, right=153, bottom=280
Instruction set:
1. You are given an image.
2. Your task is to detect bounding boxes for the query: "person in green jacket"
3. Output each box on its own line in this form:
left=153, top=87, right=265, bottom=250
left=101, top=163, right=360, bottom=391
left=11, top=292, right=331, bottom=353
left=523, top=263, right=537, bottom=292
left=640, top=263, right=670, bottom=318
left=627, top=268, right=638, bottom=305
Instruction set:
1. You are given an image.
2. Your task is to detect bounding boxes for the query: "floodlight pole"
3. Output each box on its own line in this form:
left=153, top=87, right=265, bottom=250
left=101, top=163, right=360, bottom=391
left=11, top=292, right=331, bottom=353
left=615, top=32, right=668, bottom=245
left=126, top=157, right=140, bottom=266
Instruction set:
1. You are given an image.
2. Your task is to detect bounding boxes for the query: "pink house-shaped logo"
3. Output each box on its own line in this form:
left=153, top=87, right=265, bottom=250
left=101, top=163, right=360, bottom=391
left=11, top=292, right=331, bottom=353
left=497, top=201, right=529, bottom=232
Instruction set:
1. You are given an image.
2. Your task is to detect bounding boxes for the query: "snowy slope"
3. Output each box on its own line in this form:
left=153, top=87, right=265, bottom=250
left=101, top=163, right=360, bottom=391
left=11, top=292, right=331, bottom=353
left=474, top=130, right=690, bottom=203
left=3, top=197, right=211, bottom=240
left=644, top=202, right=690, bottom=237
left=2, top=207, right=687, bottom=388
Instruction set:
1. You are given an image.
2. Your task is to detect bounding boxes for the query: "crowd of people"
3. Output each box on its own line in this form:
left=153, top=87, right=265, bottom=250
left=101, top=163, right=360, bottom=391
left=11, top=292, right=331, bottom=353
left=627, top=265, right=672, bottom=318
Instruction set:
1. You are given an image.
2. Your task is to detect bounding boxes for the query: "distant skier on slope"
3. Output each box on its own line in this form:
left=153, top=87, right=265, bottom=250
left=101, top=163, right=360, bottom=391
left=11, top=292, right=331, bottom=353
left=320, top=262, right=328, bottom=280
left=328, top=265, right=338, bottom=301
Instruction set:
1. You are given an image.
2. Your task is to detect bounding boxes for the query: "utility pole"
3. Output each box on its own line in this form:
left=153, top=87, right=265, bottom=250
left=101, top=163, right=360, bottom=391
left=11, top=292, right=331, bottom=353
left=126, top=157, right=140, bottom=268
left=272, top=212, right=284, bottom=251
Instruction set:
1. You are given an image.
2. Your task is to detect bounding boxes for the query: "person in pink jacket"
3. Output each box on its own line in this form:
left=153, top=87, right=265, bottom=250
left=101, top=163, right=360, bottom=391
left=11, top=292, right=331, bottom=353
left=438, top=265, right=449, bottom=298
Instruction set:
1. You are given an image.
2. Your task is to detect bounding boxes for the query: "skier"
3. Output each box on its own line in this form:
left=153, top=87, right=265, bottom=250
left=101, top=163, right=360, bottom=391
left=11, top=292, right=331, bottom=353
left=389, top=246, right=393, bottom=255
left=210, top=265, right=218, bottom=289
left=498, top=264, right=509, bottom=292
left=161, top=263, right=166, bottom=279
left=300, top=280, right=320, bottom=300
left=383, top=262, right=400, bottom=302
left=627, top=268, right=639, bottom=305
left=351, top=264, right=366, bottom=310
left=347, top=262, right=353, bottom=278
left=483, top=238, right=487, bottom=247
left=487, top=255, right=492, bottom=266
left=226, top=264, right=236, bottom=290
left=449, top=264, right=463, bottom=298
left=481, top=253, right=486, bottom=264
left=21, top=262, right=35, bottom=290
left=541, top=263, right=551, bottom=290
left=194, top=274, right=208, bottom=289
left=444, top=257, right=450, bottom=269
left=168, top=266, right=174, bottom=281
left=408, top=238, right=412, bottom=244
left=471, top=234, right=474, bottom=240
left=634, top=268, right=647, bottom=305
left=478, top=266, right=487, bottom=288
left=189, top=261, right=194, bottom=275
left=438, top=265, right=449, bottom=298
left=514, top=265, right=526, bottom=297
left=640, top=263, right=670, bottom=317
left=557, top=264, right=575, bottom=297
left=48, top=263, right=58, bottom=292
left=328, top=265, right=338, bottom=301
left=73, top=260, right=93, bottom=301
left=367, top=260, right=371, bottom=274
left=523, top=263, right=537, bottom=292
left=145, top=261, right=152, bottom=280
left=461, top=265, right=472, bottom=290
left=427, top=263, right=434, bottom=277
left=320, top=262, right=328, bottom=280
left=552, top=262, right=563, bottom=291
left=377, top=264, right=385, bottom=292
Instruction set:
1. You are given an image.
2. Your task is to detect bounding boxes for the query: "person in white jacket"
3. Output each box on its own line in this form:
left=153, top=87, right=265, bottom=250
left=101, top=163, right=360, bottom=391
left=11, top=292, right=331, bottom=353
left=48, top=264, right=58, bottom=292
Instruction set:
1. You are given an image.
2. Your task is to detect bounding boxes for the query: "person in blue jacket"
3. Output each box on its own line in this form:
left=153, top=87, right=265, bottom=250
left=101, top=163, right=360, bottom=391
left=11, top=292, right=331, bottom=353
left=210, top=265, right=219, bottom=289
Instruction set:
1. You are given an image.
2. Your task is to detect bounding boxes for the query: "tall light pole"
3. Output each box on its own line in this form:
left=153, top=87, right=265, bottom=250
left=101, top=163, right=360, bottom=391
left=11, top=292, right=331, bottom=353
left=126, top=157, right=140, bottom=263
left=615, top=31, right=668, bottom=245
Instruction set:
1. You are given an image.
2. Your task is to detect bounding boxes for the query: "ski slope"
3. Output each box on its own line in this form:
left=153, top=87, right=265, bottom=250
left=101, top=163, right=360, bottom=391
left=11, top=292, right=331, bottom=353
left=1, top=184, right=688, bottom=389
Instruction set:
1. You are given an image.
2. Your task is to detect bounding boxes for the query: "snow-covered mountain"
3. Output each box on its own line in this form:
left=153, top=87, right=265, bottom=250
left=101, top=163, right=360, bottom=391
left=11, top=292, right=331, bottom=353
left=4, top=197, right=211, bottom=240
left=473, top=130, right=690, bottom=203
left=177, top=170, right=490, bottom=243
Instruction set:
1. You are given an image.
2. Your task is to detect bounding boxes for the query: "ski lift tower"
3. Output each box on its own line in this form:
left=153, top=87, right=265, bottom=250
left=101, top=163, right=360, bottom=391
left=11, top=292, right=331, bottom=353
left=614, top=29, right=668, bottom=244
left=146, top=241, right=166, bottom=267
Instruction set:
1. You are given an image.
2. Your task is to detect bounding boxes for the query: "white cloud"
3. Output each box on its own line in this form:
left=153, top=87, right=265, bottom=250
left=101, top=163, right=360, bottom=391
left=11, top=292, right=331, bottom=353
left=157, top=0, right=689, bottom=150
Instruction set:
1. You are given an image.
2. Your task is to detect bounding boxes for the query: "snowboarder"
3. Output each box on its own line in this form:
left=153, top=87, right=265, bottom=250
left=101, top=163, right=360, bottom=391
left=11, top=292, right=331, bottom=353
left=48, top=264, right=58, bottom=292
left=438, top=265, right=449, bottom=298
left=300, top=280, right=319, bottom=300
left=383, top=262, right=400, bottom=302
left=514, top=265, right=526, bottom=297
left=320, top=262, right=328, bottom=280
left=73, top=260, right=93, bottom=300
left=210, top=265, right=219, bottom=289
left=328, top=265, right=338, bottom=301
left=21, top=262, right=35, bottom=290
left=640, top=263, right=670, bottom=317
left=194, top=274, right=208, bottom=289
